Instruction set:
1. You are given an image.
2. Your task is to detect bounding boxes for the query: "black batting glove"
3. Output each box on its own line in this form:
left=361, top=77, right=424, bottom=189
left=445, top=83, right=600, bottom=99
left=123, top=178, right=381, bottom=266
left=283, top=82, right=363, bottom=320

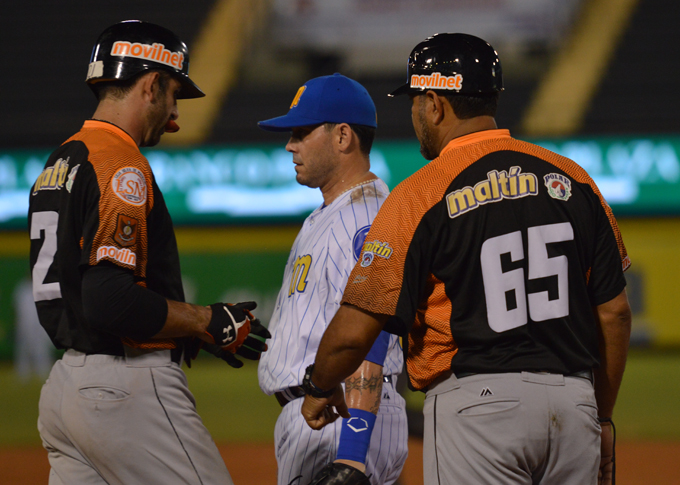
left=203, top=318, right=271, bottom=368
left=202, top=342, right=245, bottom=368
left=234, top=318, right=271, bottom=360
left=205, top=301, right=257, bottom=351
left=202, top=318, right=270, bottom=368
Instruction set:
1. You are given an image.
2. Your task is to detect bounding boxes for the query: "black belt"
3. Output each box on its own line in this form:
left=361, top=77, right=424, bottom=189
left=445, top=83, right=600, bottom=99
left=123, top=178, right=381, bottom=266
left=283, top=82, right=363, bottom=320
left=84, top=347, right=183, bottom=365
left=274, top=375, right=394, bottom=408
left=274, top=386, right=306, bottom=407
left=454, top=369, right=593, bottom=384
left=565, top=369, right=594, bottom=383
left=170, top=347, right=183, bottom=364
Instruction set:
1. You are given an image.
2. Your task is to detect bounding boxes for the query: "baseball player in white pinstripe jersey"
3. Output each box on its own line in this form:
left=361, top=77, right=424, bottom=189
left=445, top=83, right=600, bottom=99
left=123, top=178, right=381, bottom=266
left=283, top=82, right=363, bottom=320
left=257, top=74, right=408, bottom=485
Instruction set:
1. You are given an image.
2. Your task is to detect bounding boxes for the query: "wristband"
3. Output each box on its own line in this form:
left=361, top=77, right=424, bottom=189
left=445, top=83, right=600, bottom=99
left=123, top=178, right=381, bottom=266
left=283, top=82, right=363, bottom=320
left=365, top=331, right=390, bottom=366
left=337, top=408, right=376, bottom=463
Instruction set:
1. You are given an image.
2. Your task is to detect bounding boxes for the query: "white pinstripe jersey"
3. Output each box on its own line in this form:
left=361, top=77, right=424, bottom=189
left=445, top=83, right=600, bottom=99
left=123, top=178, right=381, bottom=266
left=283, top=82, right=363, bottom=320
left=259, top=178, right=403, bottom=395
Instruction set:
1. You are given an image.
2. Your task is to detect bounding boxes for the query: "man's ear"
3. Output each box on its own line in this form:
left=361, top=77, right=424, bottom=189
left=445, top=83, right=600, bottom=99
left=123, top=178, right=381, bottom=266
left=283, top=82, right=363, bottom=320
left=335, top=123, right=354, bottom=153
left=425, top=90, right=446, bottom=125
left=139, top=71, right=161, bottom=103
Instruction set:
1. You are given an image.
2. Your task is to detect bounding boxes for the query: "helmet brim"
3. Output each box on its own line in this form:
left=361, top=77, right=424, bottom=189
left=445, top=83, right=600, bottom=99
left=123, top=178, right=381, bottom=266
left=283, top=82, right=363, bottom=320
left=177, top=75, right=205, bottom=99
left=388, top=83, right=412, bottom=97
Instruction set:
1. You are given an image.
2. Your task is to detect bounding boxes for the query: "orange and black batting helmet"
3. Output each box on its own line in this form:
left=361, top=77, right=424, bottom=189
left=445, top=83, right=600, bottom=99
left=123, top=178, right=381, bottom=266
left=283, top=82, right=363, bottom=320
left=85, top=20, right=204, bottom=99
left=389, top=33, right=503, bottom=97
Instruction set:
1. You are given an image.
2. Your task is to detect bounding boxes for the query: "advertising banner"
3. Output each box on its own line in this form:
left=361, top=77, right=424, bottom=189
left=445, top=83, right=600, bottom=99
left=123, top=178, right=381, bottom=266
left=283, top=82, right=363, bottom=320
left=3, top=136, right=680, bottom=230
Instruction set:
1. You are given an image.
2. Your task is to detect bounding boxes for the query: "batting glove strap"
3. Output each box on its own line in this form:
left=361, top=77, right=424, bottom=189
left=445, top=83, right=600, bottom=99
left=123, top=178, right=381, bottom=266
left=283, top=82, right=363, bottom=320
left=337, top=409, right=376, bottom=463
left=308, top=463, right=371, bottom=485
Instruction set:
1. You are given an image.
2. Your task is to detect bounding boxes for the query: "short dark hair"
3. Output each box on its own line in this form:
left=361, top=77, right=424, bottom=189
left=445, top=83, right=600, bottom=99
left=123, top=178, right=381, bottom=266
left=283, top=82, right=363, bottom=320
left=443, top=92, right=500, bottom=119
left=92, top=70, right=172, bottom=101
left=324, top=123, right=376, bottom=156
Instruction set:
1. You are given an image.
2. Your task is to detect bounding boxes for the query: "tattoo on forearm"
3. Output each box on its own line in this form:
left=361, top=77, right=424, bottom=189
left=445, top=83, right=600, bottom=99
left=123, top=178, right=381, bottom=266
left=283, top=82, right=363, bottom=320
left=345, top=370, right=384, bottom=414
left=345, top=375, right=382, bottom=394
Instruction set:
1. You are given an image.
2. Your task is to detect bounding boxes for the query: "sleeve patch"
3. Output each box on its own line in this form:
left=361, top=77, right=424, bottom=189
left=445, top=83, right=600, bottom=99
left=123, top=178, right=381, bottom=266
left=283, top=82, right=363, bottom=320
left=114, top=214, right=139, bottom=247
left=352, top=225, right=371, bottom=261
left=111, top=167, right=148, bottom=206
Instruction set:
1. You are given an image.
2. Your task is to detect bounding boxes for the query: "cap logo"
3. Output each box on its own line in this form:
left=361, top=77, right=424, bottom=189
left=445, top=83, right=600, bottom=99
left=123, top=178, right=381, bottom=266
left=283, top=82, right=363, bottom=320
left=410, top=73, right=463, bottom=91
left=290, top=86, right=306, bottom=108
left=111, top=41, right=184, bottom=70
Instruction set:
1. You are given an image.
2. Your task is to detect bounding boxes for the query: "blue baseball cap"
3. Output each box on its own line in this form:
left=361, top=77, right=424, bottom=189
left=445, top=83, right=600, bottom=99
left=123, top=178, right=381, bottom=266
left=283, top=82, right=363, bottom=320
left=258, top=73, right=377, bottom=132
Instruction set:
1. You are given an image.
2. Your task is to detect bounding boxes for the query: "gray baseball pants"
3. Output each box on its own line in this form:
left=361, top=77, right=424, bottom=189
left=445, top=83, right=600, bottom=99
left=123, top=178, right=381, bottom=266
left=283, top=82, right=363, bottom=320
left=38, top=348, right=233, bottom=485
left=423, top=371, right=601, bottom=485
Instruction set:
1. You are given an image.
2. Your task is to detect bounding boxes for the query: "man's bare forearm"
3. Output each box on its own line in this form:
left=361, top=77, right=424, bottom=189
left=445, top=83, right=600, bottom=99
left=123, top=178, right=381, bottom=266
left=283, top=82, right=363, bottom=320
left=152, top=299, right=211, bottom=340
left=311, top=304, right=387, bottom=390
left=345, top=360, right=383, bottom=414
left=593, top=288, right=632, bottom=418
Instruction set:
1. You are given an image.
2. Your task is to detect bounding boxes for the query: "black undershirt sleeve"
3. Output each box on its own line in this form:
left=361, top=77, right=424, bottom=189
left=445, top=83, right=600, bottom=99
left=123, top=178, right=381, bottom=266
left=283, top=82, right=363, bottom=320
left=82, top=263, right=168, bottom=341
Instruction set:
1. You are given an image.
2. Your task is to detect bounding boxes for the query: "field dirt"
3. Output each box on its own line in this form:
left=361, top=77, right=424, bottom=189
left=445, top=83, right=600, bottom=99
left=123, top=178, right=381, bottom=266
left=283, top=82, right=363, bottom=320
left=1, top=438, right=679, bottom=484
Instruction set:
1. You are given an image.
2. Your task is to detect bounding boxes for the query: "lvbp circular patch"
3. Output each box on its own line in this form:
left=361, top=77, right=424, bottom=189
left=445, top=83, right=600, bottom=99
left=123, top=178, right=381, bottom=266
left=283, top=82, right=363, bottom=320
left=112, top=167, right=148, bottom=206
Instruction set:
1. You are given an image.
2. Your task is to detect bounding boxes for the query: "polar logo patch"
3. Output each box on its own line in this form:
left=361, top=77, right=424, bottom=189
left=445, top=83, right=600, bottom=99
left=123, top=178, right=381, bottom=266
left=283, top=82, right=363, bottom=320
left=112, top=167, right=147, bottom=206
left=352, top=225, right=371, bottom=261
left=544, top=173, right=572, bottom=201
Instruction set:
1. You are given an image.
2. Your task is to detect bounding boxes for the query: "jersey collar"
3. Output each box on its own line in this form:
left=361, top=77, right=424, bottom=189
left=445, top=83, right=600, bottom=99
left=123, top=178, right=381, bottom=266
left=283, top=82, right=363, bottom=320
left=440, top=129, right=511, bottom=157
left=82, top=120, right=138, bottom=149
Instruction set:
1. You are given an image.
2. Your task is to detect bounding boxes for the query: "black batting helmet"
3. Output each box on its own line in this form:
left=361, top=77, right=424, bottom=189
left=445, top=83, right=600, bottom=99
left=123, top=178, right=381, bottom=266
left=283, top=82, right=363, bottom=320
left=389, top=33, right=503, bottom=97
left=85, top=20, right=205, bottom=99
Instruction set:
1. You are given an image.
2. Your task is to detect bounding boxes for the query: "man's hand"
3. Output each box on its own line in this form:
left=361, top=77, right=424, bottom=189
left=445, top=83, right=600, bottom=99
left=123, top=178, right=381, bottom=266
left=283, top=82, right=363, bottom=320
left=230, top=318, right=271, bottom=359
left=301, top=385, right=350, bottom=430
left=599, top=421, right=615, bottom=484
left=201, top=318, right=271, bottom=368
left=203, top=301, right=257, bottom=352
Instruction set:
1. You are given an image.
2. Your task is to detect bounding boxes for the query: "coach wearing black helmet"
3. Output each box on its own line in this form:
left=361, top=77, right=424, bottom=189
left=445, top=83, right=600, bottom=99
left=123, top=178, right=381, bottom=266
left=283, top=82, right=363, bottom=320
left=301, top=33, right=631, bottom=485
left=29, top=21, right=270, bottom=484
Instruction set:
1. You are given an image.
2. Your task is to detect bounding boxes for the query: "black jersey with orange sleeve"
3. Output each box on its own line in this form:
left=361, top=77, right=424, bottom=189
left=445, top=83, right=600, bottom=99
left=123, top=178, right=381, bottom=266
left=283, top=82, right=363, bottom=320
left=28, top=120, right=184, bottom=355
left=342, top=130, right=630, bottom=390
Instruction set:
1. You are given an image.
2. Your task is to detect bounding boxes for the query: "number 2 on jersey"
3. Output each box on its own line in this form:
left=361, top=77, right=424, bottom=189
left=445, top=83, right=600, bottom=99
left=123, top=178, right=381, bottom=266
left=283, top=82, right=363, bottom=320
left=481, top=222, right=574, bottom=333
left=30, top=211, right=62, bottom=302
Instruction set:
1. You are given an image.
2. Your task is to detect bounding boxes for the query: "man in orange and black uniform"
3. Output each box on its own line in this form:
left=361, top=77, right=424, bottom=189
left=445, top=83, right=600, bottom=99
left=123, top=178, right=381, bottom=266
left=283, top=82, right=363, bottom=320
left=300, top=33, right=631, bottom=485
left=29, top=21, right=269, bottom=484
